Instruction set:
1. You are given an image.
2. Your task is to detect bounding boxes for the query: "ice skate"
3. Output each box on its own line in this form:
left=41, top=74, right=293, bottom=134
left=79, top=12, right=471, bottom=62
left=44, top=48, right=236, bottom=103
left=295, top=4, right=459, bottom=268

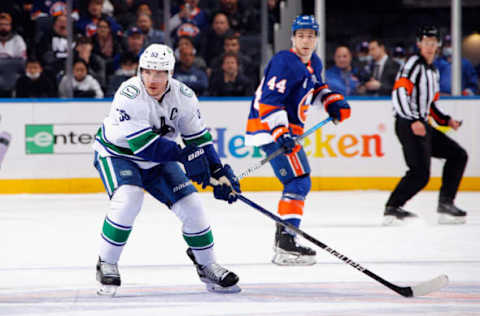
left=438, top=202, right=467, bottom=224
left=383, top=206, right=418, bottom=226
left=272, top=224, right=316, bottom=266
left=186, top=248, right=241, bottom=293
left=96, top=257, right=121, bottom=296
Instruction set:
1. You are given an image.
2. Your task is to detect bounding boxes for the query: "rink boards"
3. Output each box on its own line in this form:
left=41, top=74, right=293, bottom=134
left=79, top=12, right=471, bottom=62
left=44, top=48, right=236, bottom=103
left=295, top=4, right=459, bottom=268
left=0, top=97, right=478, bottom=193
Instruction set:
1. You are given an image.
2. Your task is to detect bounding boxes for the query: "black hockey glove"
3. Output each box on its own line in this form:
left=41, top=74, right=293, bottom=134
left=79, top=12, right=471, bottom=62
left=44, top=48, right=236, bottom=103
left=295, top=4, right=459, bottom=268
left=212, top=164, right=241, bottom=204
left=178, top=145, right=211, bottom=188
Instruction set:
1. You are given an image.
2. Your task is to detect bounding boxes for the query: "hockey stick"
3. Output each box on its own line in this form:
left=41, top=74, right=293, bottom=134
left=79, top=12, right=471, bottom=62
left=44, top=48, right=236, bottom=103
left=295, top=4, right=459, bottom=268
left=172, top=117, right=332, bottom=193
left=236, top=194, right=449, bottom=297
left=237, top=117, right=333, bottom=180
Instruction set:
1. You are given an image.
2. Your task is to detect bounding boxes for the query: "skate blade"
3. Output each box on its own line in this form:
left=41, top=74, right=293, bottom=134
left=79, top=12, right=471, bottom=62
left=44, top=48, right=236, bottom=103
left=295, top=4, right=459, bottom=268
left=382, top=215, right=419, bottom=226
left=438, top=214, right=466, bottom=225
left=205, top=283, right=241, bottom=294
left=382, top=215, right=404, bottom=226
left=97, top=284, right=118, bottom=297
left=272, top=250, right=316, bottom=266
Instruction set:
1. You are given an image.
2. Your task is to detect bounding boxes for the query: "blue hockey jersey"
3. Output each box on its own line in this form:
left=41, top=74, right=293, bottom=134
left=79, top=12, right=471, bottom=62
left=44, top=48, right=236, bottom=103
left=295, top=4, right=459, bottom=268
left=245, top=49, right=332, bottom=146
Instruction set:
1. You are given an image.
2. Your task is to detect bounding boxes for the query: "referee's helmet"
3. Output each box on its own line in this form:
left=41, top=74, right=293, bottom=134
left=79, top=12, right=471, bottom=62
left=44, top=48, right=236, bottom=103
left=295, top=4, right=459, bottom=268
left=416, top=25, right=441, bottom=43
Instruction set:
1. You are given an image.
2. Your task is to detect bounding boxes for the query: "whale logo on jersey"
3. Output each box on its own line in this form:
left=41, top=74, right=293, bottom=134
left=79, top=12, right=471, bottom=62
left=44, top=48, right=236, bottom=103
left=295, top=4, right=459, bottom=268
left=180, top=84, right=193, bottom=97
left=120, top=85, right=140, bottom=99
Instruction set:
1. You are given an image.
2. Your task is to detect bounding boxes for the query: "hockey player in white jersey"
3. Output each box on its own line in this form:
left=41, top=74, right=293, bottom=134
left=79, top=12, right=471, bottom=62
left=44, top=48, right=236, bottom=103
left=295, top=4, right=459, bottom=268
left=93, top=44, right=241, bottom=296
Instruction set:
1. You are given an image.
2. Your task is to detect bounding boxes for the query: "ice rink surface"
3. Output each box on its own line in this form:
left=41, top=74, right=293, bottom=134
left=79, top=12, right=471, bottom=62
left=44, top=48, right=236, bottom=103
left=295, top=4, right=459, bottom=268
left=1, top=191, right=479, bottom=316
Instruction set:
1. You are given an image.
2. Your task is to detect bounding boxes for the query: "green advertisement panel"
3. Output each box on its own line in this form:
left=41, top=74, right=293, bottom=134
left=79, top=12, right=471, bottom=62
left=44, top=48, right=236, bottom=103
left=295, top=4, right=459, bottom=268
left=25, top=124, right=54, bottom=154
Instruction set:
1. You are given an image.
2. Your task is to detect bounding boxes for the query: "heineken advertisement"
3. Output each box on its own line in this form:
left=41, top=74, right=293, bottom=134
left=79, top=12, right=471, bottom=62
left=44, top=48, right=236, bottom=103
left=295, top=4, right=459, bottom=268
left=0, top=99, right=475, bottom=188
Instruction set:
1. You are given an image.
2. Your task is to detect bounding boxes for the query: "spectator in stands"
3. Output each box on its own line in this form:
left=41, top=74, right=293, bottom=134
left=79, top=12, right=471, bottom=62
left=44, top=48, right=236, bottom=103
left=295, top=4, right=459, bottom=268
left=175, top=35, right=206, bottom=70
left=15, top=58, right=56, bottom=98
left=356, top=41, right=371, bottom=64
left=15, top=1, right=36, bottom=47
left=210, top=34, right=254, bottom=78
left=76, top=0, right=121, bottom=37
left=36, top=14, right=69, bottom=79
left=31, top=0, right=79, bottom=20
left=0, top=12, right=27, bottom=97
left=217, top=0, right=258, bottom=35
left=202, top=12, right=232, bottom=66
left=74, top=35, right=106, bottom=88
left=101, top=0, right=114, bottom=16
left=174, top=43, right=208, bottom=96
left=209, top=52, right=252, bottom=96
left=105, top=51, right=137, bottom=97
left=111, top=0, right=137, bottom=30
left=136, top=13, right=164, bottom=45
left=136, top=2, right=153, bottom=17
left=0, top=12, right=27, bottom=60
left=326, top=46, right=362, bottom=96
left=168, top=1, right=206, bottom=50
left=392, top=44, right=407, bottom=67
left=123, top=26, right=146, bottom=58
left=168, top=0, right=208, bottom=33
left=463, top=33, right=480, bottom=84
left=352, top=41, right=371, bottom=79
left=131, top=2, right=163, bottom=31
left=172, top=20, right=203, bottom=55
left=58, top=59, right=104, bottom=98
left=364, top=39, right=400, bottom=96
left=92, top=17, right=122, bottom=76
left=434, top=35, right=478, bottom=96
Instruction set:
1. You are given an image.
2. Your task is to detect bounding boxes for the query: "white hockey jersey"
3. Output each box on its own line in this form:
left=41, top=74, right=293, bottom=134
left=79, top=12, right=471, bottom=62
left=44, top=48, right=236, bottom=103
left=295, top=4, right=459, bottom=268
left=93, top=76, right=213, bottom=169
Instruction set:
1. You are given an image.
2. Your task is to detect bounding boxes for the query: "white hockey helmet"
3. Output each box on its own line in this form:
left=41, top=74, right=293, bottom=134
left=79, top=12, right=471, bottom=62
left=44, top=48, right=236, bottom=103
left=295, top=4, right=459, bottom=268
left=138, top=43, right=175, bottom=77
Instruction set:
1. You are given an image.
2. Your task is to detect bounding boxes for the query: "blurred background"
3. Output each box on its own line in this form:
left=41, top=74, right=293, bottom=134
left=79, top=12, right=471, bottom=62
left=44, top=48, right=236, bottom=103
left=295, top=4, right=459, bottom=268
left=0, top=0, right=478, bottom=99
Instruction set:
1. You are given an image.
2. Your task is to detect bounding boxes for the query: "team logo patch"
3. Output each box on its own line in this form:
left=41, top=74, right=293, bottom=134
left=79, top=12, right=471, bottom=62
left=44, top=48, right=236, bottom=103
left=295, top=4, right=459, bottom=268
left=120, top=85, right=140, bottom=99
left=297, top=89, right=313, bottom=123
left=180, top=84, right=193, bottom=97
left=280, top=168, right=287, bottom=177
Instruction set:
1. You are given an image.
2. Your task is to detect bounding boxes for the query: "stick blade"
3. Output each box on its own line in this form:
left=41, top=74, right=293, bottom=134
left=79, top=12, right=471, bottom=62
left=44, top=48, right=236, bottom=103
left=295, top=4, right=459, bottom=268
left=411, top=274, right=449, bottom=297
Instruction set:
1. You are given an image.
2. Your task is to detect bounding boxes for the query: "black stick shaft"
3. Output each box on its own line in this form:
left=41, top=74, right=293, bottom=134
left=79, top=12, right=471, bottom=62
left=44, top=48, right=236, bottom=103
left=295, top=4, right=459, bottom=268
left=237, top=194, right=413, bottom=297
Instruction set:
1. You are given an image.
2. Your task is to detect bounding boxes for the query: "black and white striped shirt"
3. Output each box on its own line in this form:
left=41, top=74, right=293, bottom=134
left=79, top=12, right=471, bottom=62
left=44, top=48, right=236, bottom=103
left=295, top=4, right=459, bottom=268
left=392, top=54, right=450, bottom=125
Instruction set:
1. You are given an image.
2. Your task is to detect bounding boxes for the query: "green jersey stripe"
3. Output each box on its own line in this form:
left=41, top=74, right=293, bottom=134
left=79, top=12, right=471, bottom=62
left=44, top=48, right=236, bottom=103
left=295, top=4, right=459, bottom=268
left=183, top=230, right=214, bottom=248
left=100, top=156, right=115, bottom=193
left=182, top=129, right=208, bottom=140
left=183, top=131, right=213, bottom=147
left=96, top=128, right=138, bottom=158
left=103, top=219, right=132, bottom=243
left=127, top=130, right=160, bottom=154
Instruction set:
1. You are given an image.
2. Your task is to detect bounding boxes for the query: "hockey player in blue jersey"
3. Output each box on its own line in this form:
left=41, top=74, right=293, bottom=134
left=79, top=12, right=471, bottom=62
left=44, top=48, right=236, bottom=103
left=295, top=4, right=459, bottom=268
left=245, top=15, right=351, bottom=265
left=93, top=44, right=241, bottom=295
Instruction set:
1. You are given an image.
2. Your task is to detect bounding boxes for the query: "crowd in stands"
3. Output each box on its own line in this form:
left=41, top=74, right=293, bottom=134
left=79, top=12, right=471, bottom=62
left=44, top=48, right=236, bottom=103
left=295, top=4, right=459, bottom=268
left=0, top=0, right=478, bottom=99
left=0, top=0, right=262, bottom=98
left=326, top=36, right=479, bottom=97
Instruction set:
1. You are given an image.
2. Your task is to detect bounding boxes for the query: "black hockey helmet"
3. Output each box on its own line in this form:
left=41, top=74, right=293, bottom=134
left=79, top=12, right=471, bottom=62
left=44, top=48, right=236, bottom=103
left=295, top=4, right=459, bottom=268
left=416, top=25, right=441, bottom=43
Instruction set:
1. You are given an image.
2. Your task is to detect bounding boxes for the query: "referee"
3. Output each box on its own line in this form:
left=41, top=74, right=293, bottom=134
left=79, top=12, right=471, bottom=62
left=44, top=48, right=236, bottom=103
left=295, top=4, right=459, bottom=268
left=384, top=25, right=468, bottom=225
